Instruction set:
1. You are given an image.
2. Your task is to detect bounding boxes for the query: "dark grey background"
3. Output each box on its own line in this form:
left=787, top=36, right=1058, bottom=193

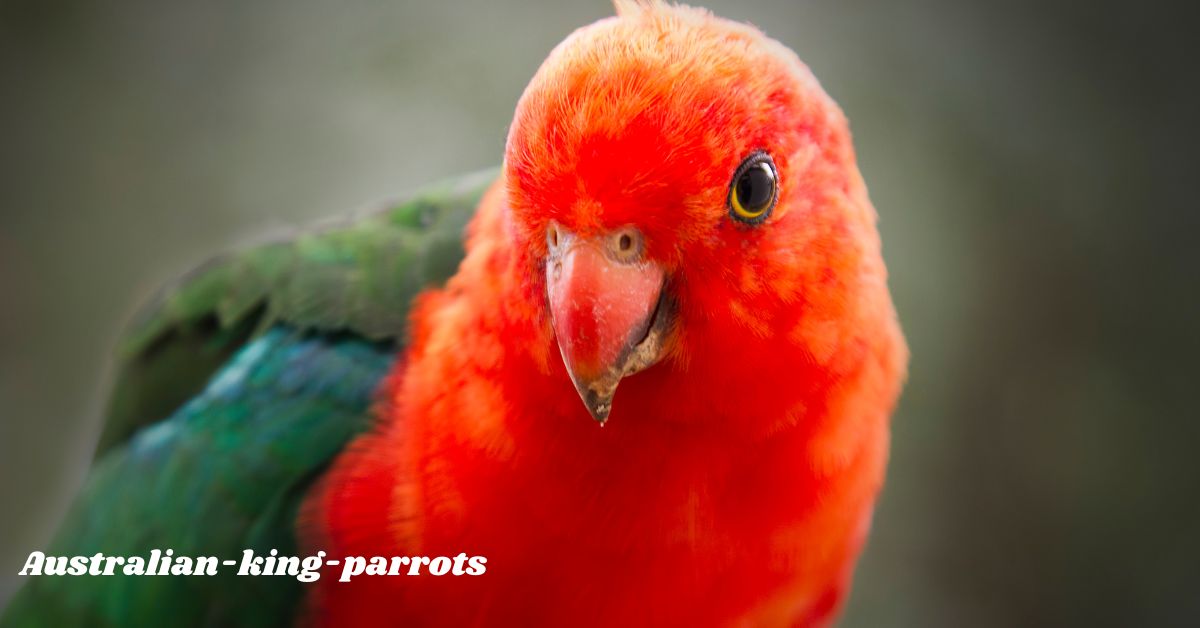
left=2, top=0, right=1197, bottom=625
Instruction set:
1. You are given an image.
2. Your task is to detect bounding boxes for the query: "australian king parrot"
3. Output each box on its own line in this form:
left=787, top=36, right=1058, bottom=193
left=3, top=1, right=907, bottom=626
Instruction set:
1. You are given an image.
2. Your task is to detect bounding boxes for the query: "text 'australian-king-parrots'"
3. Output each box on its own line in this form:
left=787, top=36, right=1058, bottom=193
left=2, top=1, right=907, bottom=626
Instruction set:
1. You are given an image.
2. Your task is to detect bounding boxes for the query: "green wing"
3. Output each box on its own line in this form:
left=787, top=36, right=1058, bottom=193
left=98, top=167, right=497, bottom=456
left=1, top=168, right=497, bottom=628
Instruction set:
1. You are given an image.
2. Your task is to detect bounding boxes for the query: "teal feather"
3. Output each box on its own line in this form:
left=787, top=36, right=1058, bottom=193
left=3, top=328, right=394, bottom=627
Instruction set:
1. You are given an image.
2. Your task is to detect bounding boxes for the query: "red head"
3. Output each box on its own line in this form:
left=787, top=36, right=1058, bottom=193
left=504, top=1, right=898, bottom=431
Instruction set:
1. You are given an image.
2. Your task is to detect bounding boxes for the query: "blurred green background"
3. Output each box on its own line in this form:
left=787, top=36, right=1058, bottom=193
left=1, top=0, right=1197, bottom=625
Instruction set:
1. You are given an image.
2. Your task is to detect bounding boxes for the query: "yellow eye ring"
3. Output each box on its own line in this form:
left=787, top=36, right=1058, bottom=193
left=728, top=151, right=778, bottom=224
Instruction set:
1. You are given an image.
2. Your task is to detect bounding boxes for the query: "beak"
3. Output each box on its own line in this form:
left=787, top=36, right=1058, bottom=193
left=546, top=223, right=669, bottom=424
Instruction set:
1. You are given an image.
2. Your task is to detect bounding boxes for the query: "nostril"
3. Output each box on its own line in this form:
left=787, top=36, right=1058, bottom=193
left=547, top=224, right=559, bottom=249
left=610, top=227, right=643, bottom=262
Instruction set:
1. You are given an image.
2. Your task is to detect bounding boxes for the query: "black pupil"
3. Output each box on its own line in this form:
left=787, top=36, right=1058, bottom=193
left=737, top=163, right=774, bottom=211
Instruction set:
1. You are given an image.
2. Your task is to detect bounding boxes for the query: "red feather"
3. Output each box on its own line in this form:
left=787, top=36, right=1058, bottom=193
left=301, top=3, right=906, bottom=626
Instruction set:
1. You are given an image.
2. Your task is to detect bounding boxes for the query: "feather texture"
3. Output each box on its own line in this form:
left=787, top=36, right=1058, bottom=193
left=2, top=170, right=496, bottom=627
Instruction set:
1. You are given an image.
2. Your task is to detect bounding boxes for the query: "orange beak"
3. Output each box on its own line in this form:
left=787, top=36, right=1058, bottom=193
left=546, top=222, right=669, bottom=423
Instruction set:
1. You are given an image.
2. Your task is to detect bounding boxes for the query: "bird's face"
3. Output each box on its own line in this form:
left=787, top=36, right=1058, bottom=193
left=505, top=3, right=866, bottom=423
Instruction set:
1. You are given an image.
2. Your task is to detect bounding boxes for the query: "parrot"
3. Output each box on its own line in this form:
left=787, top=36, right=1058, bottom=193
left=2, top=1, right=906, bottom=626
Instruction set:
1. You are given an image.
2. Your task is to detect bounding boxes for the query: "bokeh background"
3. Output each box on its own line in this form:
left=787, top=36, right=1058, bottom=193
left=2, top=0, right=1197, bottom=625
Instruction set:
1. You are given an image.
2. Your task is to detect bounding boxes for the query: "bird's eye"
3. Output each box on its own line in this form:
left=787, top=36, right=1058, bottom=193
left=728, top=151, right=778, bottom=224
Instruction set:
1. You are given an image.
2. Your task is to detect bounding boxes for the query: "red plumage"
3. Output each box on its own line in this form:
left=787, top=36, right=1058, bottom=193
left=302, top=2, right=906, bottom=626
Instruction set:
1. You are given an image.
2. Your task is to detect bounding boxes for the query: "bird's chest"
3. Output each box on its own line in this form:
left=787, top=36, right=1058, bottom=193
left=309, top=421, right=867, bottom=628
left=402, top=438, right=840, bottom=626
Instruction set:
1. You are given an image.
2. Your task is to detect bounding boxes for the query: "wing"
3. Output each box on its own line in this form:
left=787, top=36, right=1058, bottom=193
left=1, top=168, right=498, bottom=628
left=98, top=167, right=498, bottom=456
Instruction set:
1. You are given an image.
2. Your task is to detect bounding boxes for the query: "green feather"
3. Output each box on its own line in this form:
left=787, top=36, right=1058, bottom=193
left=1, top=168, right=497, bottom=627
left=97, top=167, right=495, bottom=455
